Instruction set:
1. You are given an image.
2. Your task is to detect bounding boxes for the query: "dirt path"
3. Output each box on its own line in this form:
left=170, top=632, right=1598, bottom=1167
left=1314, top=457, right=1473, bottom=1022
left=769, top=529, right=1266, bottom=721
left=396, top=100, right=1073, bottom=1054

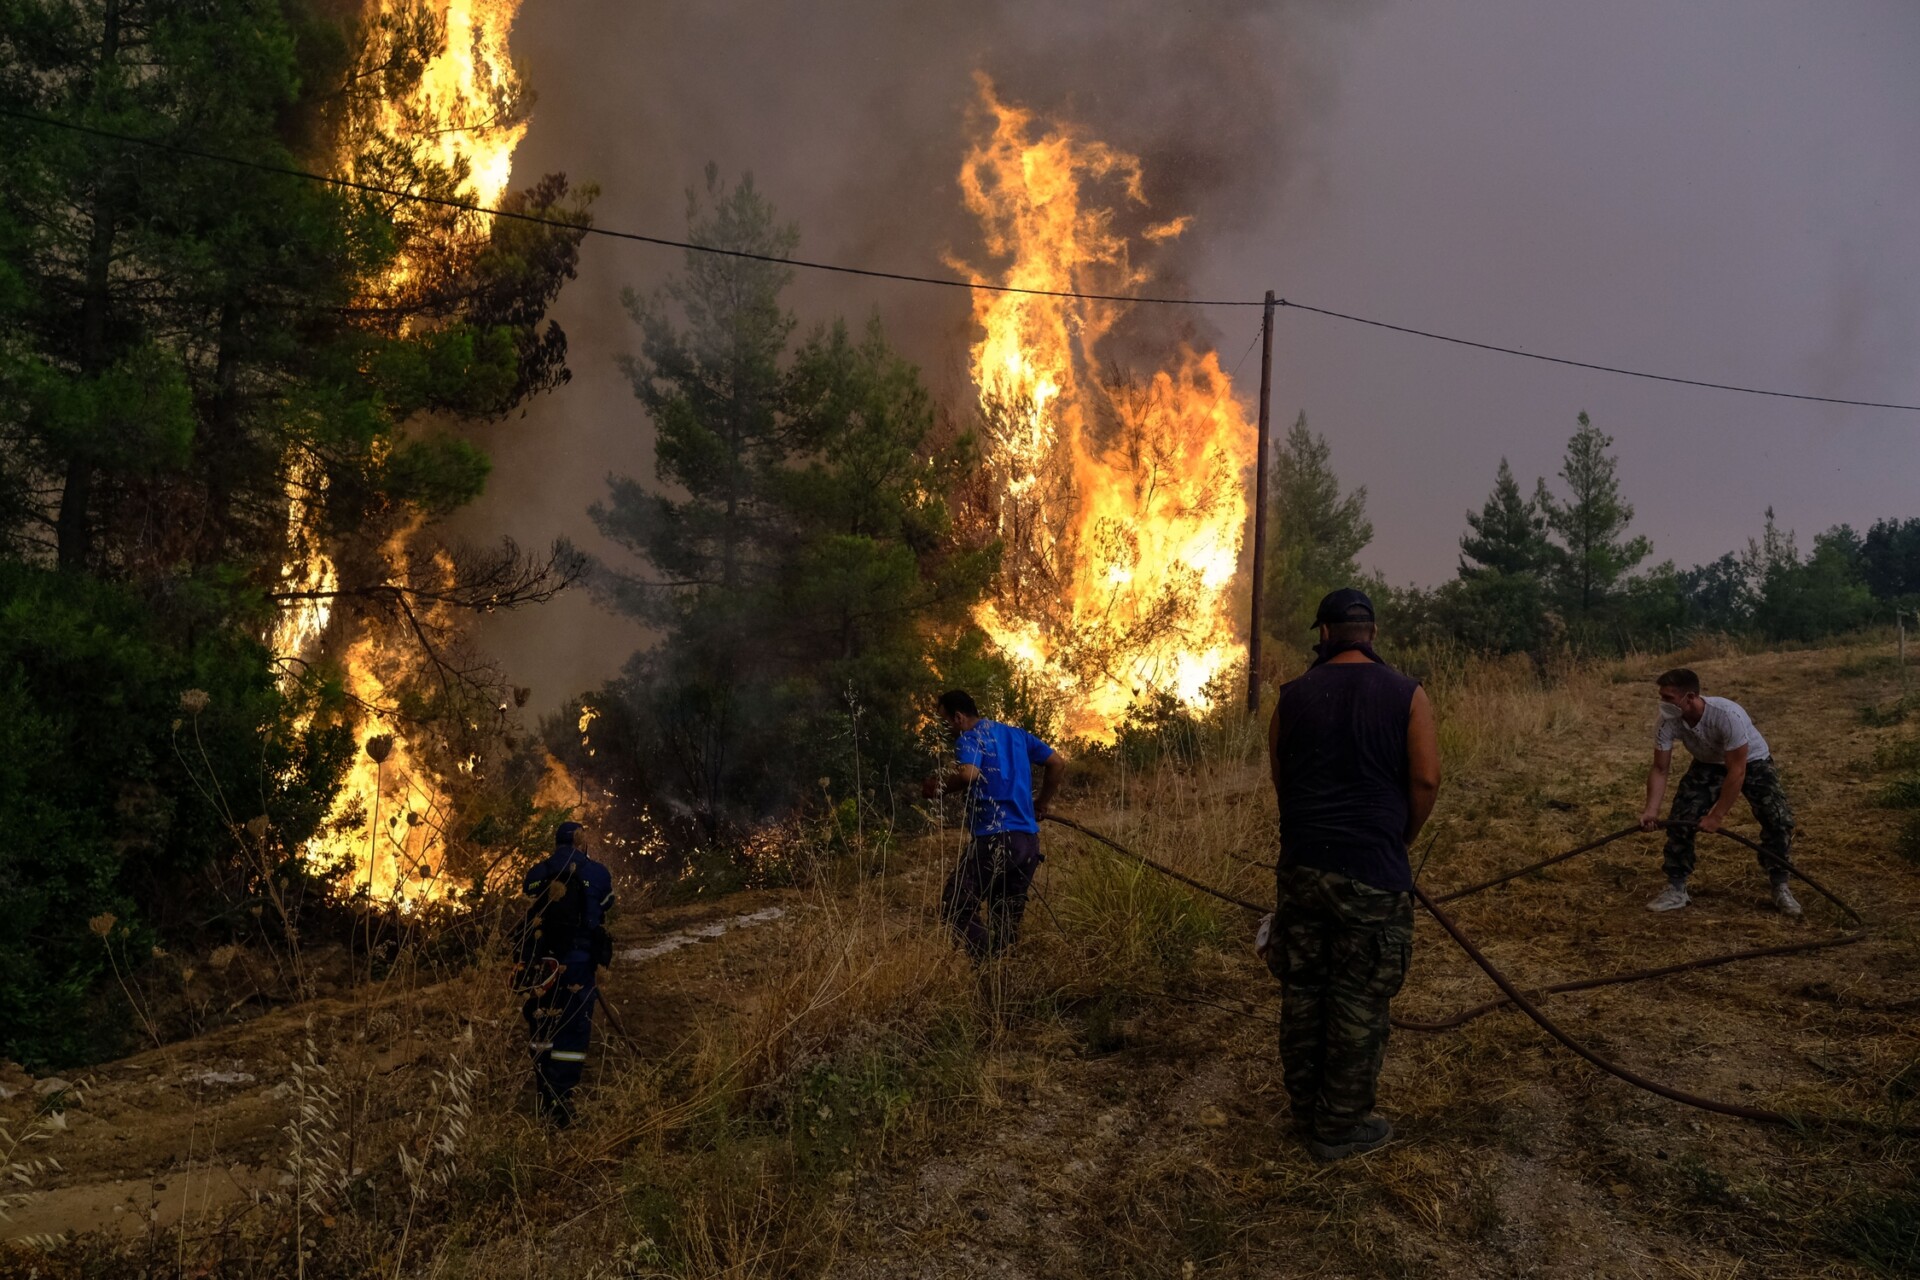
left=0, top=890, right=803, bottom=1244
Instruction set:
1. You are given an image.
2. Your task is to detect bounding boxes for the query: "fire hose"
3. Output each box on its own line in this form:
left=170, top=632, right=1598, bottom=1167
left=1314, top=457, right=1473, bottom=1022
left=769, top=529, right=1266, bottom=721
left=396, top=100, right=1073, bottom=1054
left=1434, top=820, right=1864, bottom=925
left=1039, top=814, right=1906, bottom=1133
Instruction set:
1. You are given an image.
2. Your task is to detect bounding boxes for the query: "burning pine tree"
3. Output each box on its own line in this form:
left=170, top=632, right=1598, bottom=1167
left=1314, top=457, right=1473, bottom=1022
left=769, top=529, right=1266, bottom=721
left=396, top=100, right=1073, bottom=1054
left=266, top=0, right=593, bottom=906
left=955, top=79, right=1256, bottom=742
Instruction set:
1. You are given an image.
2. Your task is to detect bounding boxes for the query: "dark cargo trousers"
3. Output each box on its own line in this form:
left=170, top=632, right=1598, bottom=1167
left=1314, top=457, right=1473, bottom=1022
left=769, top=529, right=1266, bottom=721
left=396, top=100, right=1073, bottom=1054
left=523, top=958, right=596, bottom=1126
left=1265, top=864, right=1414, bottom=1139
left=1661, top=758, right=1796, bottom=883
left=940, top=831, right=1041, bottom=959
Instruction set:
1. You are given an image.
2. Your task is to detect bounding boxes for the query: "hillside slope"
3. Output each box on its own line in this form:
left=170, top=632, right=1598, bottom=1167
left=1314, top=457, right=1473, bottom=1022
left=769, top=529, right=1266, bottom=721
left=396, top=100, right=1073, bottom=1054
left=4, top=642, right=1917, bottom=1278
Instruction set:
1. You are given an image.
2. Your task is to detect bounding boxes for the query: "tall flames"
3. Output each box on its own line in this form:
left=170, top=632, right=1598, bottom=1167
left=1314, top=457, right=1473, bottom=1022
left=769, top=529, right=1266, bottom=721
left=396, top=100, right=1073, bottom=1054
left=273, top=0, right=529, bottom=906
left=372, top=0, right=528, bottom=212
left=958, top=80, right=1256, bottom=741
left=275, top=49, right=1255, bottom=893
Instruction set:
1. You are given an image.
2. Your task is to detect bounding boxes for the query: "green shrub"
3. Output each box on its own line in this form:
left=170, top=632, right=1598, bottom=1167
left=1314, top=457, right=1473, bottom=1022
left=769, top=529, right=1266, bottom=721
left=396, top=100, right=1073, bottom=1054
left=1897, top=814, right=1920, bottom=866
left=1872, top=737, right=1920, bottom=773
left=1862, top=696, right=1919, bottom=728
left=0, top=565, right=350, bottom=1066
left=1880, top=778, right=1920, bottom=810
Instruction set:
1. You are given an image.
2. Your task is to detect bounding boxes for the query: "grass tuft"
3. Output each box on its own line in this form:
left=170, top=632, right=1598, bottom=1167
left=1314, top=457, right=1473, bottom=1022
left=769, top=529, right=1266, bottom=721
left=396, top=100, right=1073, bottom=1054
left=1833, top=1192, right=1920, bottom=1276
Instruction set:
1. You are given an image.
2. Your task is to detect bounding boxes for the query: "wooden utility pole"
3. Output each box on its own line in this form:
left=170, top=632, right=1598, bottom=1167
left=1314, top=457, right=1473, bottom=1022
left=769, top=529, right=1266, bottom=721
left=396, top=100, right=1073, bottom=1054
left=1246, top=290, right=1276, bottom=714
left=1900, top=610, right=1909, bottom=696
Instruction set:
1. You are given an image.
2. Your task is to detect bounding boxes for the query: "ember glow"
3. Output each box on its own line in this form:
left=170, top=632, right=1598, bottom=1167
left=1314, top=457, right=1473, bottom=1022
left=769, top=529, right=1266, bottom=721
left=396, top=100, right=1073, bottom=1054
left=957, top=79, right=1256, bottom=741
left=272, top=0, right=531, bottom=906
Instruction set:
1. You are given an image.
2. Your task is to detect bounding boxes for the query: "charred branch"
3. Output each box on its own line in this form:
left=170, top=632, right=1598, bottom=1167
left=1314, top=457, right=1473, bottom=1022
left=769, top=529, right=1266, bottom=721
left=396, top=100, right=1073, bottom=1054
left=270, top=536, right=584, bottom=699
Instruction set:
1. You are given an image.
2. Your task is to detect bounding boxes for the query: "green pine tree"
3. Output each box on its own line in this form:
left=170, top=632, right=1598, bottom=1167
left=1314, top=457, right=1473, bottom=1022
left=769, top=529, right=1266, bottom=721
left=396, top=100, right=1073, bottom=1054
left=1262, top=412, right=1373, bottom=637
left=1537, top=412, right=1650, bottom=617
left=0, top=0, right=592, bottom=1064
left=1460, top=458, right=1551, bottom=577
left=596, top=166, right=798, bottom=615
left=589, top=173, right=998, bottom=836
left=1440, top=457, right=1557, bottom=653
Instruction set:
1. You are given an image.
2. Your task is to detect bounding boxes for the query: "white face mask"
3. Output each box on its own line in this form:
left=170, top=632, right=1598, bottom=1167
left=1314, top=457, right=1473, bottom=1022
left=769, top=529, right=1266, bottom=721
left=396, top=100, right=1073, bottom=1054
left=1659, top=701, right=1685, bottom=721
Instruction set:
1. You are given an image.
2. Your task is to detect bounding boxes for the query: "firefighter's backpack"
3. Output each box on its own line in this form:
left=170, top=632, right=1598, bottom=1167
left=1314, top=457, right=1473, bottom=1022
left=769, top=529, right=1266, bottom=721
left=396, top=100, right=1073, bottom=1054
left=520, top=866, right=588, bottom=964
left=516, top=861, right=613, bottom=969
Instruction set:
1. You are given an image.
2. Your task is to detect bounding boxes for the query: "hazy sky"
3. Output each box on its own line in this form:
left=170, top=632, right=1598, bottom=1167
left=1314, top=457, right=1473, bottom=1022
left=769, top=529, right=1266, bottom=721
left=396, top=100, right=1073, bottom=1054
left=458, top=0, right=1920, bottom=708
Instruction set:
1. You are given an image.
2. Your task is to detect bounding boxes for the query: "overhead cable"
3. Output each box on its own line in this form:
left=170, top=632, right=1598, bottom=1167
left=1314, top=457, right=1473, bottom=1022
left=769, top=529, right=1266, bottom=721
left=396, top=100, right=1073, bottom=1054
left=5, top=105, right=1919, bottom=413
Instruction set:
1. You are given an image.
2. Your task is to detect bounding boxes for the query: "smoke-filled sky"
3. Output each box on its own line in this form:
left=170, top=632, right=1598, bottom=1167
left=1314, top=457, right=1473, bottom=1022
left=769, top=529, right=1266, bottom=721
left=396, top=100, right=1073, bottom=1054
left=459, top=0, right=1920, bottom=709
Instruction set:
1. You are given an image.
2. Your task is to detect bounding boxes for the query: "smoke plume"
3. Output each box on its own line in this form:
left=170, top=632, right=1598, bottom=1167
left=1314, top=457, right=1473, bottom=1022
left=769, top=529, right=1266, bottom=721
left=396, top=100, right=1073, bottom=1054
left=454, top=0, right=1367, bottom=710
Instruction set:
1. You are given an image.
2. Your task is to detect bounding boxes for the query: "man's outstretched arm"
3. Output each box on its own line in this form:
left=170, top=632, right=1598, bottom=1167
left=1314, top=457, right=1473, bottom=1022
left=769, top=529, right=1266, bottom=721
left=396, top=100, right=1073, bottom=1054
left=922, top=762, right=982, bottom=799
left=1640, top=747, right=1673, bottom=829
left=1036, top=753, right=1067, bottom=818
left=1697, top=744, right=1747, bottom=834
left=1405, top=686, right=1441, bottom=843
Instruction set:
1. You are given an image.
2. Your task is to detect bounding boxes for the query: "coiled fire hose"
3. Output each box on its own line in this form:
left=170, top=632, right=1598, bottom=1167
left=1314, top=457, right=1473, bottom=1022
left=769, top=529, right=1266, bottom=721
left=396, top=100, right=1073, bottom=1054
left=1040, top=814, right=1905, bottom=1133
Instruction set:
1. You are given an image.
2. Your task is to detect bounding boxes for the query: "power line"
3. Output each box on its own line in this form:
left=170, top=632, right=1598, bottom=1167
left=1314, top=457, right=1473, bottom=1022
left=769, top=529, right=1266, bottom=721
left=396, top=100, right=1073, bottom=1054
left=1275, top=299, right=1920, bottom=413
left=5, top=104, right=1919, bottom=414
left=0, top=107, right=1254, bottom=309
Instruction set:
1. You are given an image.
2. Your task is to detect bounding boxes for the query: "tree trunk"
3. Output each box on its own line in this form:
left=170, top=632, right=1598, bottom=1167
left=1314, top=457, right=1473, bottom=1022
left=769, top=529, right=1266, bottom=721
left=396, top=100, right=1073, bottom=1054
left=56, top=0, right=125, bottom=572
left=201, top=300, right=246, bottom=558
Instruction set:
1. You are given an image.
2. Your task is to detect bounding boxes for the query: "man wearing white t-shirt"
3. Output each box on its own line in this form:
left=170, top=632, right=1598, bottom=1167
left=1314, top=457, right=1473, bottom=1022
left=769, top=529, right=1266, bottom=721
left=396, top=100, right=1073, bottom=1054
left=1638, top=668, right=1800, bottom=916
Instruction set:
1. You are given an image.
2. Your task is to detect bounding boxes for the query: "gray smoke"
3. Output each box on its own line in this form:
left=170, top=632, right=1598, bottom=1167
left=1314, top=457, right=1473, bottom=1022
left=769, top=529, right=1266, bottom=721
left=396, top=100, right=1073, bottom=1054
left=453, top=0, right=1368, bottom=712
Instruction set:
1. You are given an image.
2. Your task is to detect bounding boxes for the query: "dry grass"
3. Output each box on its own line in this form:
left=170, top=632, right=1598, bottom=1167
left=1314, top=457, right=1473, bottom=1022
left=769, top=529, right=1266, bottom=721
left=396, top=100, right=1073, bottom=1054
left=8, top=636, right=1919, bottom=1278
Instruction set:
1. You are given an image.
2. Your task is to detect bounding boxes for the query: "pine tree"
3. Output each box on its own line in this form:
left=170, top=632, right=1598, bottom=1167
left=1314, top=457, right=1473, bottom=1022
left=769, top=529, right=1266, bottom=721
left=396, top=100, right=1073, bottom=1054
left=1263, top=413, right=1373, bottom=636
left=1537, top=412, right=1650, bottom=616
left=0, top=0, right=591, bottom=1064
left=595, top=166, right=798, bottom=618
left=1437, top=458, right=1557, bottom=652
left=589, top=176, right=997, bottom=834
left=1459, top=458, right=1550, bottom=577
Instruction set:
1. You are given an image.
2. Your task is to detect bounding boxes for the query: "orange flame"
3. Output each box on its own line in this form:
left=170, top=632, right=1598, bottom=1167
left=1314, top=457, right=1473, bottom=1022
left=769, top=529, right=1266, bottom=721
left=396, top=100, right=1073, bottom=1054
left=957, top=80, right=1254, bottom=741
left=295, top=530, right=461, bottom=906
left=371, top=0, right=529, bottom=212
left=273, top=0, right=531, bottom=906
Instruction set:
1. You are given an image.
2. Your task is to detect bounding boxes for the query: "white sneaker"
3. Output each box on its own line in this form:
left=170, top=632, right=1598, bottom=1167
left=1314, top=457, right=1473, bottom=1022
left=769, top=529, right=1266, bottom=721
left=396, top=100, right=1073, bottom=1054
left=1772, top=884, right=1803, bottom=918
left=1647, top=884, right=1691, bottom=912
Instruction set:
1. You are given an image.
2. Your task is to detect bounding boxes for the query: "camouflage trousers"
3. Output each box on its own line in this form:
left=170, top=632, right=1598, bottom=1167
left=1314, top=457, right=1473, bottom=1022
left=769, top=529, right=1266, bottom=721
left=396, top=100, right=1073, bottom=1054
left=1264, top=864, right=1413, bottom=1138
left=1662, top=759, right=1796, bottom=883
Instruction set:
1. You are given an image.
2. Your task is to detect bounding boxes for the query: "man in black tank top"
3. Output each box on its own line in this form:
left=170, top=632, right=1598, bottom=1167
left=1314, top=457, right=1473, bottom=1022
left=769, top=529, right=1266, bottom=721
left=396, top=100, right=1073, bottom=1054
left=1264, top=589, right=1441, bottom=1161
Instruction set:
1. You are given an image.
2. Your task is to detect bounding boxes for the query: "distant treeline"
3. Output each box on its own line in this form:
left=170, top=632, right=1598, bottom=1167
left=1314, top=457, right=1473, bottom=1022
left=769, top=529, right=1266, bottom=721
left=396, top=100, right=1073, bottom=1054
left=1263, top=412, right=1920, bottom=657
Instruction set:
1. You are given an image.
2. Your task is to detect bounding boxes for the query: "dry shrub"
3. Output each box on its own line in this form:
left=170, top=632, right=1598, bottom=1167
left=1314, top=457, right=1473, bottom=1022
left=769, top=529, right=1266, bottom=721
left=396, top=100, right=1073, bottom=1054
left=1426, top=650, right=1596, bottom=773
left=714, top=888, right=976, bottom=1104
left=1023, top=709, right=1274, bottom=1004
left=537, top=882, right=988, bottom=1278
left=606, top=1142, right=837, bottom=1280
left=1669, top=630, right=1758, bottom=665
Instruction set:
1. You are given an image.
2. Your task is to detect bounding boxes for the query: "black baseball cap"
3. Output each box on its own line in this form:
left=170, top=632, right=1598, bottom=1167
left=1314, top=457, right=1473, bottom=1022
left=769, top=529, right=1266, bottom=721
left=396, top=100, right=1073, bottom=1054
left=1310, top=587, right=1376, bottom=629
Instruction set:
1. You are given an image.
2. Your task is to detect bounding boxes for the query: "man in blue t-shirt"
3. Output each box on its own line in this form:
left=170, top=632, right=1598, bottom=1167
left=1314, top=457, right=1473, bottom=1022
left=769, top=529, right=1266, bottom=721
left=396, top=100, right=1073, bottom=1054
left=921, top=689, right=1066, bottom=958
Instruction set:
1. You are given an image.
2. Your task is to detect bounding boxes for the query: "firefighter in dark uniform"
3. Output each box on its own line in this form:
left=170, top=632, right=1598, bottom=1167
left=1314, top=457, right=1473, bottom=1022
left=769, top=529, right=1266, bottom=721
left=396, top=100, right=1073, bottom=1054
left=516, top=821, right=614, bottom=1126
